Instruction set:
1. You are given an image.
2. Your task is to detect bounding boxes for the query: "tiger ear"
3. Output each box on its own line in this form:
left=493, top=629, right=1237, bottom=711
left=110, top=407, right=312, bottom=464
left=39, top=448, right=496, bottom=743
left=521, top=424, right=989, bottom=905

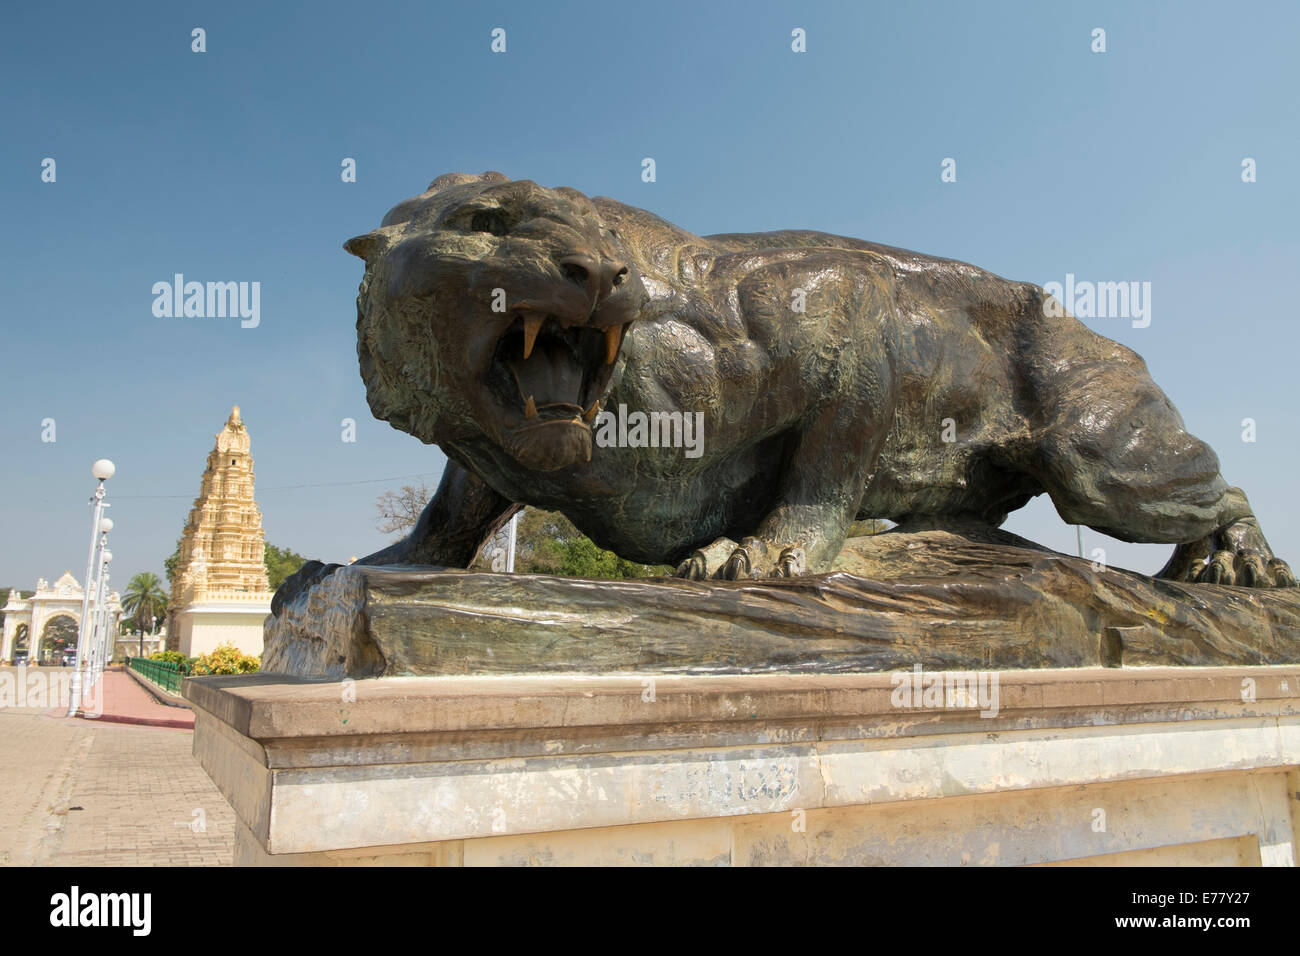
left=344, top=230, right=388, bottom=261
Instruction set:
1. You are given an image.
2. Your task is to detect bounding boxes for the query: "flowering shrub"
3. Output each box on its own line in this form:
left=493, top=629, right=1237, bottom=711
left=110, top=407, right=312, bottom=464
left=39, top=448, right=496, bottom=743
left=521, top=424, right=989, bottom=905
left=150, top=650, right=192, bottom=670
left=189, top=643, right=261, bottom=675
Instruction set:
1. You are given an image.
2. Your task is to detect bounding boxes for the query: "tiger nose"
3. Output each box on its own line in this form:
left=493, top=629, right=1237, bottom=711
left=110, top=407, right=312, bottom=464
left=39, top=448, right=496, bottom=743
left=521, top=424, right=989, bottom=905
left=560, top=255, right=630, bottom=300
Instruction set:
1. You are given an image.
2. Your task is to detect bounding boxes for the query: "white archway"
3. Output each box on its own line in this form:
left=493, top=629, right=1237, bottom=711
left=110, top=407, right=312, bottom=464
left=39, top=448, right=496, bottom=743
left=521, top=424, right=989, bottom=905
left=2, top=572, right=121, bottom=663
left=37, top=613, right=79, bottom=664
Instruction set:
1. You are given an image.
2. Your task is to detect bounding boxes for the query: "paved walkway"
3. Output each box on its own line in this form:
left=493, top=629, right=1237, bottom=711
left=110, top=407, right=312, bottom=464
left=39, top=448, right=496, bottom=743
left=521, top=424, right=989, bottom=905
left=72, top=667, right=194, bottom=729
left=0, top=671, right=233, bottom=865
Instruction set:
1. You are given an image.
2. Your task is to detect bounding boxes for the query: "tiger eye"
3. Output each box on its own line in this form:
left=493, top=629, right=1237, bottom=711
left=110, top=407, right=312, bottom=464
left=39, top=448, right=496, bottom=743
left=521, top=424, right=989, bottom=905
left=471, top=210, right=508, bottom=236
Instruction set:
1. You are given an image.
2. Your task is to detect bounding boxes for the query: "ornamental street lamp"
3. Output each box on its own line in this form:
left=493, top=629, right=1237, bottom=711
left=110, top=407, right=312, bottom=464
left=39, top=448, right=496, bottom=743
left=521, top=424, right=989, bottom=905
left=96, top=518, right=113, bottom=679
left=87, top=548, right=112, bottom=692
left=487, top=511, right=520, bottom=572
left=67, top=461, right=114, bottom=717
left=75, top=519, right=111, bottom=710
left=99, top=552, right=114, bottom=673
left=92, top=522, right=113, bottom=686
left=505, top=511, right=518, bottom=573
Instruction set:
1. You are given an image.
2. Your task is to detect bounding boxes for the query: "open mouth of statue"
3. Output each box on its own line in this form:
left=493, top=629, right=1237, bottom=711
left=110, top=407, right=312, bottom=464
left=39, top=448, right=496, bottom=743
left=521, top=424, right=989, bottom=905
left=490, top=313, right=626, bottom=470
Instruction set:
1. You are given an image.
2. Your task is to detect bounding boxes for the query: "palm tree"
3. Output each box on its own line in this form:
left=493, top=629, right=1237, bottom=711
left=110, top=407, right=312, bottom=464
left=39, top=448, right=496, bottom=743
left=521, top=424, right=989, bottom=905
left=122, top=572, right=167, bottom=658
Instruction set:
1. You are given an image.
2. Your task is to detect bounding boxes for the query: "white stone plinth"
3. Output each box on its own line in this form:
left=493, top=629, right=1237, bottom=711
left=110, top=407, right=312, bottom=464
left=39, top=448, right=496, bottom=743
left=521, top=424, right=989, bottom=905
left=184, top=667, right=1300, bottom=866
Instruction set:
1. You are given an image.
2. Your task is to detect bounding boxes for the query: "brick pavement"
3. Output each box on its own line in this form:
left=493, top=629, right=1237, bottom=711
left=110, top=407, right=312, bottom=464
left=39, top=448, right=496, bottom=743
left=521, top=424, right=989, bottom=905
left=0, top=710, right=91, bottom=866
left=0, top=676, right=233, bottom=865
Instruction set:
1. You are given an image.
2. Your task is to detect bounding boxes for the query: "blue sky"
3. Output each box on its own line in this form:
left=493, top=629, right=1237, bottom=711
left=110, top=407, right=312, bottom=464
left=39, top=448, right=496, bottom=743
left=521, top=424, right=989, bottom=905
left=2, top=0, right=1297, bottom=588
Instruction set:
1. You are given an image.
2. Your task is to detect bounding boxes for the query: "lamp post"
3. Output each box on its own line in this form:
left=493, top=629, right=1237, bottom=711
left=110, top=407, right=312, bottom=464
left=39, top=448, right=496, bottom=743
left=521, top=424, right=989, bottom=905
left=67, top=460, right=114, bottom=717
left=505, top=511, right=518, bottom=573
left=99, top=555, right=114, bottom=671
left=78, top=522, right=111, bottom=707
left=88, top=549, right=112, bottom=691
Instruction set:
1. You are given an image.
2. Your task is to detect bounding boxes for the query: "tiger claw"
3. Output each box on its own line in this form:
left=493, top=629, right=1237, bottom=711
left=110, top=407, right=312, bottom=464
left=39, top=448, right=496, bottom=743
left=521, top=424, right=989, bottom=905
left=774, top=547, right=806, bottom=577
left=1198, top=551, right=1237, bottom=586
left=674, top=552, right=708, bottom=580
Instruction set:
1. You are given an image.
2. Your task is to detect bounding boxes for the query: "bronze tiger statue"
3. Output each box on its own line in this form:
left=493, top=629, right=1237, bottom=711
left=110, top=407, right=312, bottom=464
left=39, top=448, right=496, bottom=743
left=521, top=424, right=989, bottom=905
left=275, top=170, right=1293, bottom=607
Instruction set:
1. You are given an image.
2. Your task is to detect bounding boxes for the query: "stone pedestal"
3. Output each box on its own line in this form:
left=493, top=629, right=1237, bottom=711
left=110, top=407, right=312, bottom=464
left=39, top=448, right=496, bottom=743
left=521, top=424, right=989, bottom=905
left=263, top=531, right=1300, bottom=679
left=185, top=667, right=1300, bottom=866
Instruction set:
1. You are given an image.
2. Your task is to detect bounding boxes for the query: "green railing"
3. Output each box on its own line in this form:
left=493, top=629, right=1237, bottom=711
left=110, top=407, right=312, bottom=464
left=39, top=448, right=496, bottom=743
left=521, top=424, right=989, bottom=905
left=128, top=656, right=187, bottom=694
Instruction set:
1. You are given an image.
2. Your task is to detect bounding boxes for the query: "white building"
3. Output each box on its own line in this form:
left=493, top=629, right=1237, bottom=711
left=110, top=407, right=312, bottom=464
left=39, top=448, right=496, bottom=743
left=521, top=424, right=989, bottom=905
left=2, top=572, right=122, bottom=664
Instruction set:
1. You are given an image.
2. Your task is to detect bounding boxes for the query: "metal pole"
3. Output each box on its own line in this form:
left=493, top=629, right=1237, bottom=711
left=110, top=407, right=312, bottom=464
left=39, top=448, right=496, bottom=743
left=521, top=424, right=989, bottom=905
left=88, top=567, right=99, bottom=683
left=67, top=489, right=106, bottom=716
left=101, top=575, right=112, bottom=672
left=92, top=565, right=110, bottom=687
left=103, top=577, right=116, bottom=668
left=505, top=511, right=519, bottom=573
left=83, top=534, right=109, bottom=697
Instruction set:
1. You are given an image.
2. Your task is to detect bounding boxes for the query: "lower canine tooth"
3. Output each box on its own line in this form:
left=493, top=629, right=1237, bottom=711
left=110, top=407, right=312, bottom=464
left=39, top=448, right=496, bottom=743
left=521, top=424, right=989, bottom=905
left=604, top=325, right=622, bottom=364
left=524, top=395, right=537, bottom=419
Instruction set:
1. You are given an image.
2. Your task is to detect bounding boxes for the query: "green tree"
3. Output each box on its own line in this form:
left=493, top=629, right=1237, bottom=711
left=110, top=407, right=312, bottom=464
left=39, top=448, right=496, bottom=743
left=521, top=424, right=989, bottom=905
left=264, top=543, right=308, bottom=591
left=472, top=508, right=668, bottom=579
left=553, top=537, right=658, bottom=578
left=163, top=537, right=183, bottom=587
left=122, top=572, right=167, bottom=634
left=40, top=616, right=78, bottom=663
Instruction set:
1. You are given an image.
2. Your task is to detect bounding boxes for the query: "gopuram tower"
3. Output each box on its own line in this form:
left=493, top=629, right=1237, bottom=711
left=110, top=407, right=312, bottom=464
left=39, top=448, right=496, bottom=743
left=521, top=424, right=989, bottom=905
left=168, top=406, right=274, bottom=656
